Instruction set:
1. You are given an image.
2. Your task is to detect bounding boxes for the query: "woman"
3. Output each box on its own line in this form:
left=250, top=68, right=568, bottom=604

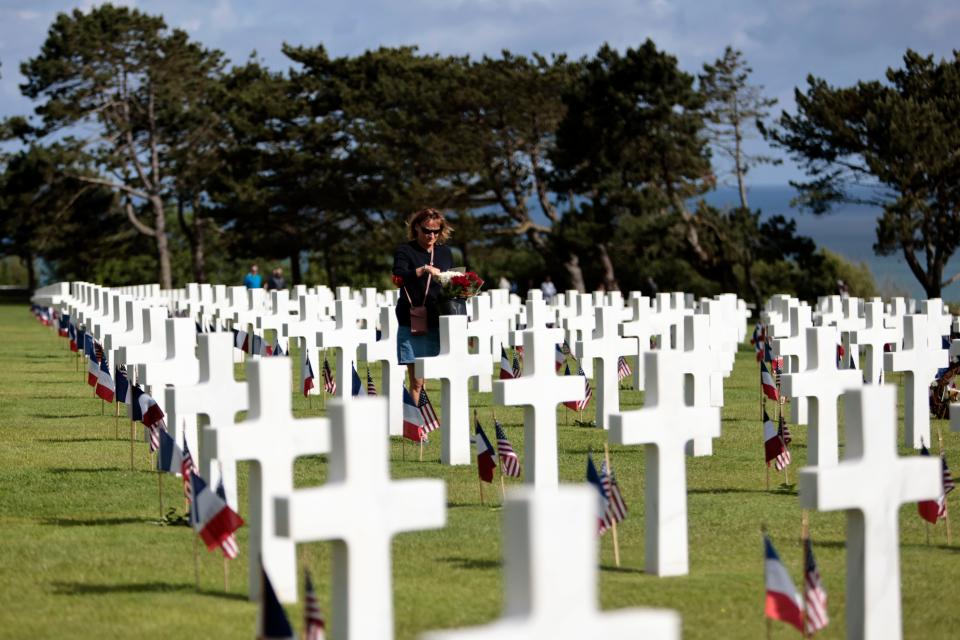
left=392, top=208, right=454, bottom=403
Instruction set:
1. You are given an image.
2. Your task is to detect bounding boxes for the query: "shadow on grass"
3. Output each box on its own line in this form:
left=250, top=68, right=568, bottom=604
left=48, top=467, right=128, bottom=475
left=50, top=581, right=247, bottom=600
left=689, top=485, right=797, bottom=496
left=40, top=515, right=156, bottom=527
left=36, top=413, right=98, bottom=419
left=902, top=542, right=960, bottom=553
left=439, top=556, right=501, bottom=571
left=38, top=437, right=112, bottom=443
left=600, top=564, right=645, bottom=575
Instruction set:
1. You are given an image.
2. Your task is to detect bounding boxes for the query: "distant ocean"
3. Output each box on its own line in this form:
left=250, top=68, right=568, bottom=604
left=704, top=185, right=960, bottom=302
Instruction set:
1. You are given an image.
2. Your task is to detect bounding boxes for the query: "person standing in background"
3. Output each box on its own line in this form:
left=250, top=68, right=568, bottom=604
left=266, top=267, right=286, bottom=290
left=392, top=208, right=454, bottom=404
left=540, top=275, right=557, bottom=303
left=243, top=264, right=262, bottom=289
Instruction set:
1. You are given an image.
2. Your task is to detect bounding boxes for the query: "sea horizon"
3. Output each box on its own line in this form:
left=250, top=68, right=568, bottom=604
left=704, top=184, right=960, bottom=303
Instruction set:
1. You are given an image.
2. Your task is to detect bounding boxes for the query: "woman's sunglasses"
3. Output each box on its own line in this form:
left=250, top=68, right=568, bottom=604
left=420, top=227, right=443, bottom=236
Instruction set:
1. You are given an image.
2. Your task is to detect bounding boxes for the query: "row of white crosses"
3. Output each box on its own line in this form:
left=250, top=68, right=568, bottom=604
left=771, top=292, right=952, bottom=452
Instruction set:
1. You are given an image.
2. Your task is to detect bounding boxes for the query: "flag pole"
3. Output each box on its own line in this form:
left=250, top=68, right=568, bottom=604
left=493, top=409, right=506, bottom=501
left=760, top=522, right=772, bottom=640
left=158, top=467, right=164, bottom=518
left=223, top=557, right=229, bottom=593
left=474, top=409, right=484, bottom=505
left=937, top=425, right=952, bottom=545
left=115, top=401, right=120, bottom=440
left=604, top=442, right=621, bottom=568
left=130, top=419, right=135, bottom=471
left=801, top=510, right=810, bottom=640
left=193, top=535, right=201, bottom=592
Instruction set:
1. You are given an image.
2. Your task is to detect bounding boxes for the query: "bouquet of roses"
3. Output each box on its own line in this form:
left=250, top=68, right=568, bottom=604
left=436, top=271, right=485, bottom=299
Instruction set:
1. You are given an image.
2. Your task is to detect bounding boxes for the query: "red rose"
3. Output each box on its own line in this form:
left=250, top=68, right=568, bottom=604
left=392, top=274, right=404, bottom=287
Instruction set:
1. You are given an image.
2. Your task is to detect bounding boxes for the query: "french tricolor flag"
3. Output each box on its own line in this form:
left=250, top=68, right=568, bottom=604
left=499, top=345, right=514, bottom=380
left=138, top=390, right=165, bottom=427
left=764, top=535, right=803, bottom=632
left=302, top=353, right=316, bottom=397
left=189, top=471, right=244, bottom=552
left=95, top=357, right=115, bottom=403
left=760, top=361, right=778, bottom=401
left=402, top=387, right=427, bottom=443
left=475, top=421, right=497, bottom=483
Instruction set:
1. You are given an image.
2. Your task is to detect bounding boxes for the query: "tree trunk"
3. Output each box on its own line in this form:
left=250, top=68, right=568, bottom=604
left=151, top=195, right=172, bottom=290
left=564, top=253, right=586, bottom=293
left=289, top=251, right=302, bottom=285
left=192, top=208, right=207, bottom=284
left=324, top=251, right=338, bottom=289
left=596, top=243, right=619, bottom=291
left=23, top=252, right=37, bottom=291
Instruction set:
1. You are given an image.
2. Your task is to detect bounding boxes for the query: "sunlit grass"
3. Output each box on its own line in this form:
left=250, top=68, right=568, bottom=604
left=0, top=304, right=957, bottom=638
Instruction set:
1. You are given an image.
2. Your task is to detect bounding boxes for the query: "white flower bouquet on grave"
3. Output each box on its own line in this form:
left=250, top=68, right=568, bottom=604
left=435, top=271, right=485, bottom=299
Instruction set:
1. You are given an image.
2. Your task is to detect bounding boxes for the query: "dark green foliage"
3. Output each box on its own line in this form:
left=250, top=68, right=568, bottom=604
left=766, top=50, right=960, bottom=297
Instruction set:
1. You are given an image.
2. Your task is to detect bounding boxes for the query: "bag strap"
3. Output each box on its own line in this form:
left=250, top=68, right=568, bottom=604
left=403, top=247, right=434, bottom=306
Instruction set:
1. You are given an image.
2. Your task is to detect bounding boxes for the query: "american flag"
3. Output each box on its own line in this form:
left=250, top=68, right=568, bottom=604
left=576, top=364, right=592, bottom=411
left=494, top=419, right=521, bottom=478
left=512, top=349, right=522, bottom=378
left=617, top=356, right=632, bottom=382
left=366, top=367, right=377, bottom=396
left=147, top=421, right=162, bottom=453
left=181, top=437, right=197, bottom=502
left=803, top=537, right=829, bottom=634
left=322, top=357, right=337, bottom=395
left=418, top=389, right=441, bottom=434
left=600, top=460, right=628, bottom=527
left=214, top=473, right=239, bottom=560
left=304, top=571, right=326, bottom=640
left=939, top=454, right=955, bottom=519
left=751, top=322, right=765, bottom=362
left=778, top=414, right=792, bottom=446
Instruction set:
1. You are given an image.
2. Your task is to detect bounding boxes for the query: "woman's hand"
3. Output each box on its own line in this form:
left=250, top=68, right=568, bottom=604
left=418, top=265, right=441, bottom=278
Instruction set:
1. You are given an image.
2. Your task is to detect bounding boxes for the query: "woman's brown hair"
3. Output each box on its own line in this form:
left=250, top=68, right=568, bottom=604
left=407, top=208, right=454, bottom=244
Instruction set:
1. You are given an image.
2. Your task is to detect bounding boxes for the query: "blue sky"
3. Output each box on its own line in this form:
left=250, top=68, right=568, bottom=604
left=1, top=0, right=958, bottom=185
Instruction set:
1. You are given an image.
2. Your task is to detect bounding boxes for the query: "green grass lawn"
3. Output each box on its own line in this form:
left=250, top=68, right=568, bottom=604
left=1, top=303, right=958, bottom=638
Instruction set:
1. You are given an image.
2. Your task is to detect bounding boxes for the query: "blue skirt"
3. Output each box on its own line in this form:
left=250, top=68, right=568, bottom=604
left=397, top=325, right=441, bottom=364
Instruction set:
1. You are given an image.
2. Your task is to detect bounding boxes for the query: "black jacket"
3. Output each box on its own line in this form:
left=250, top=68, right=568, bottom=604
left=393, top=241, right=454, bottom=328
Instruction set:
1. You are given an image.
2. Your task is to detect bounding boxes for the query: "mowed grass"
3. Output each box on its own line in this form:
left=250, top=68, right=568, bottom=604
left=1, top=302, right=959, bottom=639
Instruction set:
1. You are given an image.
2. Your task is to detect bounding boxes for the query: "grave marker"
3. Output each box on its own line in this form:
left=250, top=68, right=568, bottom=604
left=275, top=398, right=445, bottom=640
left=799, top=385, right=940, bottom=640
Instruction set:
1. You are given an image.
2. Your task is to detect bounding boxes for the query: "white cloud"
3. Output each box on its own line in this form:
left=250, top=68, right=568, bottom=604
left=15, top=10, right=40, bottom=21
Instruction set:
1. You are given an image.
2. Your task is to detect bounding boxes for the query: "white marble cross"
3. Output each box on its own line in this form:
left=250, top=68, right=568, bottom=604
left=920, top=298, right=952, bottom=340
left=837, top=297, right=864, bottom=369
left=678, top=314, right=720, bottom=457
left=275, top=398, right=446, bottom=640
left=563, top=294, right=597, bottom=376
left=318, top=299, right=376, bottom=403
left=494, top=326, right=584, bottom=490
left=851, top=300, right=898, bottom=385
left=170, top=333, right=249, bottom=509
left=359, top=307, right=406, bottom=437
left=201, top=358, right=330, bottom=603
left=467, top=295, right=497, bottom=393
left=799, top=385, right=940, bottom=640
left=698, top=299, right=736, bottom=408
left=620, top=294, right=654, bottom=391
left=883, top=314, right=948, bottom=449
left=116, top=306, right=171, bottom=400
left=772, top=304, right=813, bottom=425
left=283, top=294, right=335, bottom=397
left=579, top=306, right=635, bottom=430
left=609, top=348, right=720, bottom=576
left=423, top=486, right=680, bottom=640
left=418, top=315, right=492, bottom=465
left=255, top=290, right=292, bottom=353
left=781, top=326, right=862, bottom=466
left=138, top=317, right=200, bottom=400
